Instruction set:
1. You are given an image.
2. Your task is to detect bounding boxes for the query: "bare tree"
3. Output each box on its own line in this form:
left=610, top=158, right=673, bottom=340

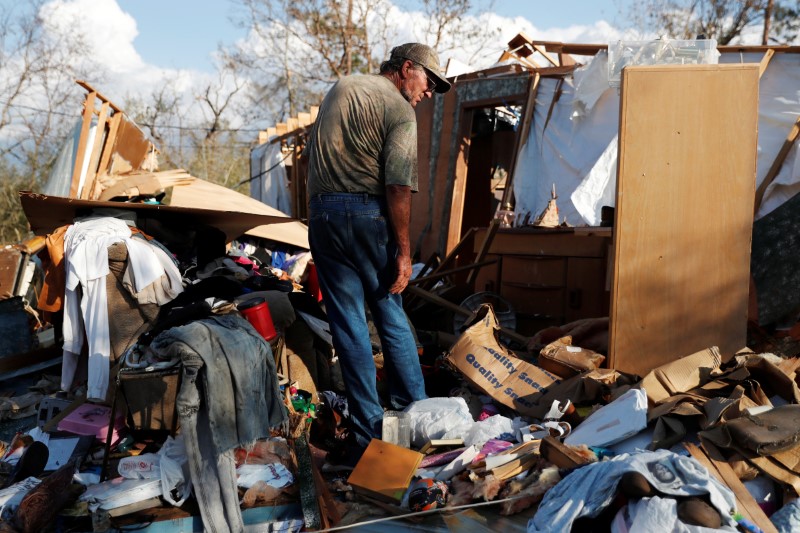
left=187, top=64, right=251, bottom=187
left=0, top=1, right=103, bottom=242
left=228, top=0, right=499, bottom=124
left=421, top=0, right=499, bottom=65
left=627, top=0, right=800, bottom=45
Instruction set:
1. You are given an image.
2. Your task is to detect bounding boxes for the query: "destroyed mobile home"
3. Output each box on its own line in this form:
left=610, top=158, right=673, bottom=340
left=1, top=33, right=800, bottom=532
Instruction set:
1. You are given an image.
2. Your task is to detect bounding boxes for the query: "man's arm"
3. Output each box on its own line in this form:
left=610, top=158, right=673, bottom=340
left=385, top=184, right=412, bottom=294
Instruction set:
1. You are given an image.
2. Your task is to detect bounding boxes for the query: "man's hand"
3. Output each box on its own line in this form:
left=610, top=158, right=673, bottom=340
left=390, top=254, right=413, bottom=294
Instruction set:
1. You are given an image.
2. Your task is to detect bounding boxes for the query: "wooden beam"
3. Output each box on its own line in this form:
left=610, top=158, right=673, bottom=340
left=432, top=227, right=476, bottom=279
left=69, top=91, right=97, bottom=198
left=287, top=117, right=299, bottom=131
left=759, top=49, right=775, bottom=78
left=268, top=125, right=311, bottom=146
left=405, top=285, right=530, bottom=346
left=276, top=123, right=287, bottom=136
left=445, top=108, right=474, bottom=254
left=310, top=106, right=320, bottom=123
left=81, top=101, right=111, bottom=200
left=466, top=219, right=501, bottom=288
left=298, top=112, right=312, bottom=127
left=754, top=113, right=800, bottom=213
left=75, top=80, right=122, bottom=112
left=96, top=112, right=122, bottom=177
left=408, top=258, right=498, bottom=286
left=685, top=442, right=778, bottom=533
left=258, top=131, right=269, bottom=145
left=544, top=43, right=607, bottom=55
left=532, top=44, right=559, bottom=67
left=405, top=228, right=477, bottom=310
left=502, top=73, right=540, bottom=208
left=719, top=45, right=800, bottom=54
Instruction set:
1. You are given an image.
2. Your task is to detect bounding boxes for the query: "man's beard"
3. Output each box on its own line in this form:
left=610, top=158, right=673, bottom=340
left=400, top=87, right=413, bottom=102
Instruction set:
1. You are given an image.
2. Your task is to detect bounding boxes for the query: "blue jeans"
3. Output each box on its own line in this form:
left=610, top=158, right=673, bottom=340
left=309, top=193, right=427, bottom=449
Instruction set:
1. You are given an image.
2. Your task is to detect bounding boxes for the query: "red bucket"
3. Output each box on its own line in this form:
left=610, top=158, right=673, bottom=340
left=238, top=297, right=278, bottom=342
left=306, top=261, right=323, bottom=303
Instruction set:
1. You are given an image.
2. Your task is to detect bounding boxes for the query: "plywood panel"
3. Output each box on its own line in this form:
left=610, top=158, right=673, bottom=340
left=409, top=98, right=434, bottom=258
left=609, top=64, right=759, bottom=376
left=419, top=89, right=458, bottom=259
left=446, top=108, right=473, bottom=252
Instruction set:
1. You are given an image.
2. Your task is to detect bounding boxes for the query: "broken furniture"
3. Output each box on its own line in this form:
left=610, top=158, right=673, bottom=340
left=608, top=64, right=759, bottom=376
left=471, top=227, right=611, bottom=336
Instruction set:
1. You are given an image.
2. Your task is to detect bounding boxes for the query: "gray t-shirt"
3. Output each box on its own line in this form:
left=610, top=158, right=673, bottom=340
left=306, top=74, right=418, bottom=196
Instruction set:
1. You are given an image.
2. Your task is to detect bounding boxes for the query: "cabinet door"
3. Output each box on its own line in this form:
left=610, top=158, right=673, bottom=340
left=610, top=65, right=757, bottom=376
left=566, top=257, right=609, bottom=322
left=503, top=256, right=565, bottom=287
left=501, top=256, right=566, bottom=319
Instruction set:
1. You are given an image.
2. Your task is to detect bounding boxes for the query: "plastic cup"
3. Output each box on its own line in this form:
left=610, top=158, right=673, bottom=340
left=238, top=297, right=278, bottom=342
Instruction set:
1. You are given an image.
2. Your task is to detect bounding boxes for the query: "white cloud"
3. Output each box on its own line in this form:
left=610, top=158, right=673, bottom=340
left=37, top=0, right=219, bottom=114
left=40, top=0, right=143, bottom=73
left=32, top=0, right=635, bottom=131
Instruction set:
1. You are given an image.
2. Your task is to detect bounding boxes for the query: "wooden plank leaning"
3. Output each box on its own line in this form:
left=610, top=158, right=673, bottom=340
left=754, top=112, right=800, bottom=214
left=684, top=442, right=778, bottom=533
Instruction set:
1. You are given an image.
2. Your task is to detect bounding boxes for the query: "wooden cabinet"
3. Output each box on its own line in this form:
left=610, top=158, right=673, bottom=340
left=472, top=227, right=611, bottom=336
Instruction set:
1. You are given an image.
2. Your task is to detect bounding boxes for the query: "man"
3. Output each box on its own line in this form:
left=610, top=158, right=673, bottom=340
left=305, top=43, right=451, bottom=466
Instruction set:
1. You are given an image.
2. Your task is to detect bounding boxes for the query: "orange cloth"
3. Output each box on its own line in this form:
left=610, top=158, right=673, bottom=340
left=37, top=225, right=70, bottom=312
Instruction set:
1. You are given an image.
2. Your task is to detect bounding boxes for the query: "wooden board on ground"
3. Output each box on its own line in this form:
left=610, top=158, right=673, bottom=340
left=685, top=442, right=778, bottom=533
left=609, top=64, right=759, bottom=376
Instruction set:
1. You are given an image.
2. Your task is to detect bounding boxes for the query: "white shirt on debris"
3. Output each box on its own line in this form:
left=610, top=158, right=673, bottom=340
left=61, top=217, right=177, bottom=400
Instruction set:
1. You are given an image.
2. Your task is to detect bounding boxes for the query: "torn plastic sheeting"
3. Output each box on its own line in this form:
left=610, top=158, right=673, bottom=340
left=512, top=51, right=800, bottom=227
left=158, top=434, right=192, bottom=507
left=564, top=388, right=648, bottom=448
left=462, top=414, right=525, bottom=448
left=404, top=397, right=474, bottom=449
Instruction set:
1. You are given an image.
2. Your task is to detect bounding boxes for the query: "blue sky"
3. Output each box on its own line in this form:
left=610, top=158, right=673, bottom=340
left=117, top=0, right=628, bottom=72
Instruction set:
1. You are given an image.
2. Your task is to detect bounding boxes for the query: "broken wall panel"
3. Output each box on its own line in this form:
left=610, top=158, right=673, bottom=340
left=609, top=64, right=759, bottom=376
left=409, top=97, right=435, bottom=257
left=412, top=74, right=530, bottom=261
left=106, top=116, right=155, bottom=175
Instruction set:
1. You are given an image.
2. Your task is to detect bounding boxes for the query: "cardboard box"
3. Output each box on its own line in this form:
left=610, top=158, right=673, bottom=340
left=445, top=305, right=562, bottom=418
left=538, top=336, right=605, bottom=378
left=347, top=439, right=422, bottom=503
left=640, top=347, right=721, bottom=403
left=57, top=403, right=124, bottom=443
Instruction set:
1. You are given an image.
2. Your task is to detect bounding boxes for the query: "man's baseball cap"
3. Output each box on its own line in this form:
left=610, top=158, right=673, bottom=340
left=390, top=43, right=452, bottom=93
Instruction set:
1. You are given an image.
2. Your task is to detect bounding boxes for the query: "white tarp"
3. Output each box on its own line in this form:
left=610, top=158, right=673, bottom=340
left=721, top=51, right=800, bottom=220
left=250, top=140, right=292, bottom=216
left=512, top=49, right=800, bottom=226
left=512, top=52, right=619, bottom=227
